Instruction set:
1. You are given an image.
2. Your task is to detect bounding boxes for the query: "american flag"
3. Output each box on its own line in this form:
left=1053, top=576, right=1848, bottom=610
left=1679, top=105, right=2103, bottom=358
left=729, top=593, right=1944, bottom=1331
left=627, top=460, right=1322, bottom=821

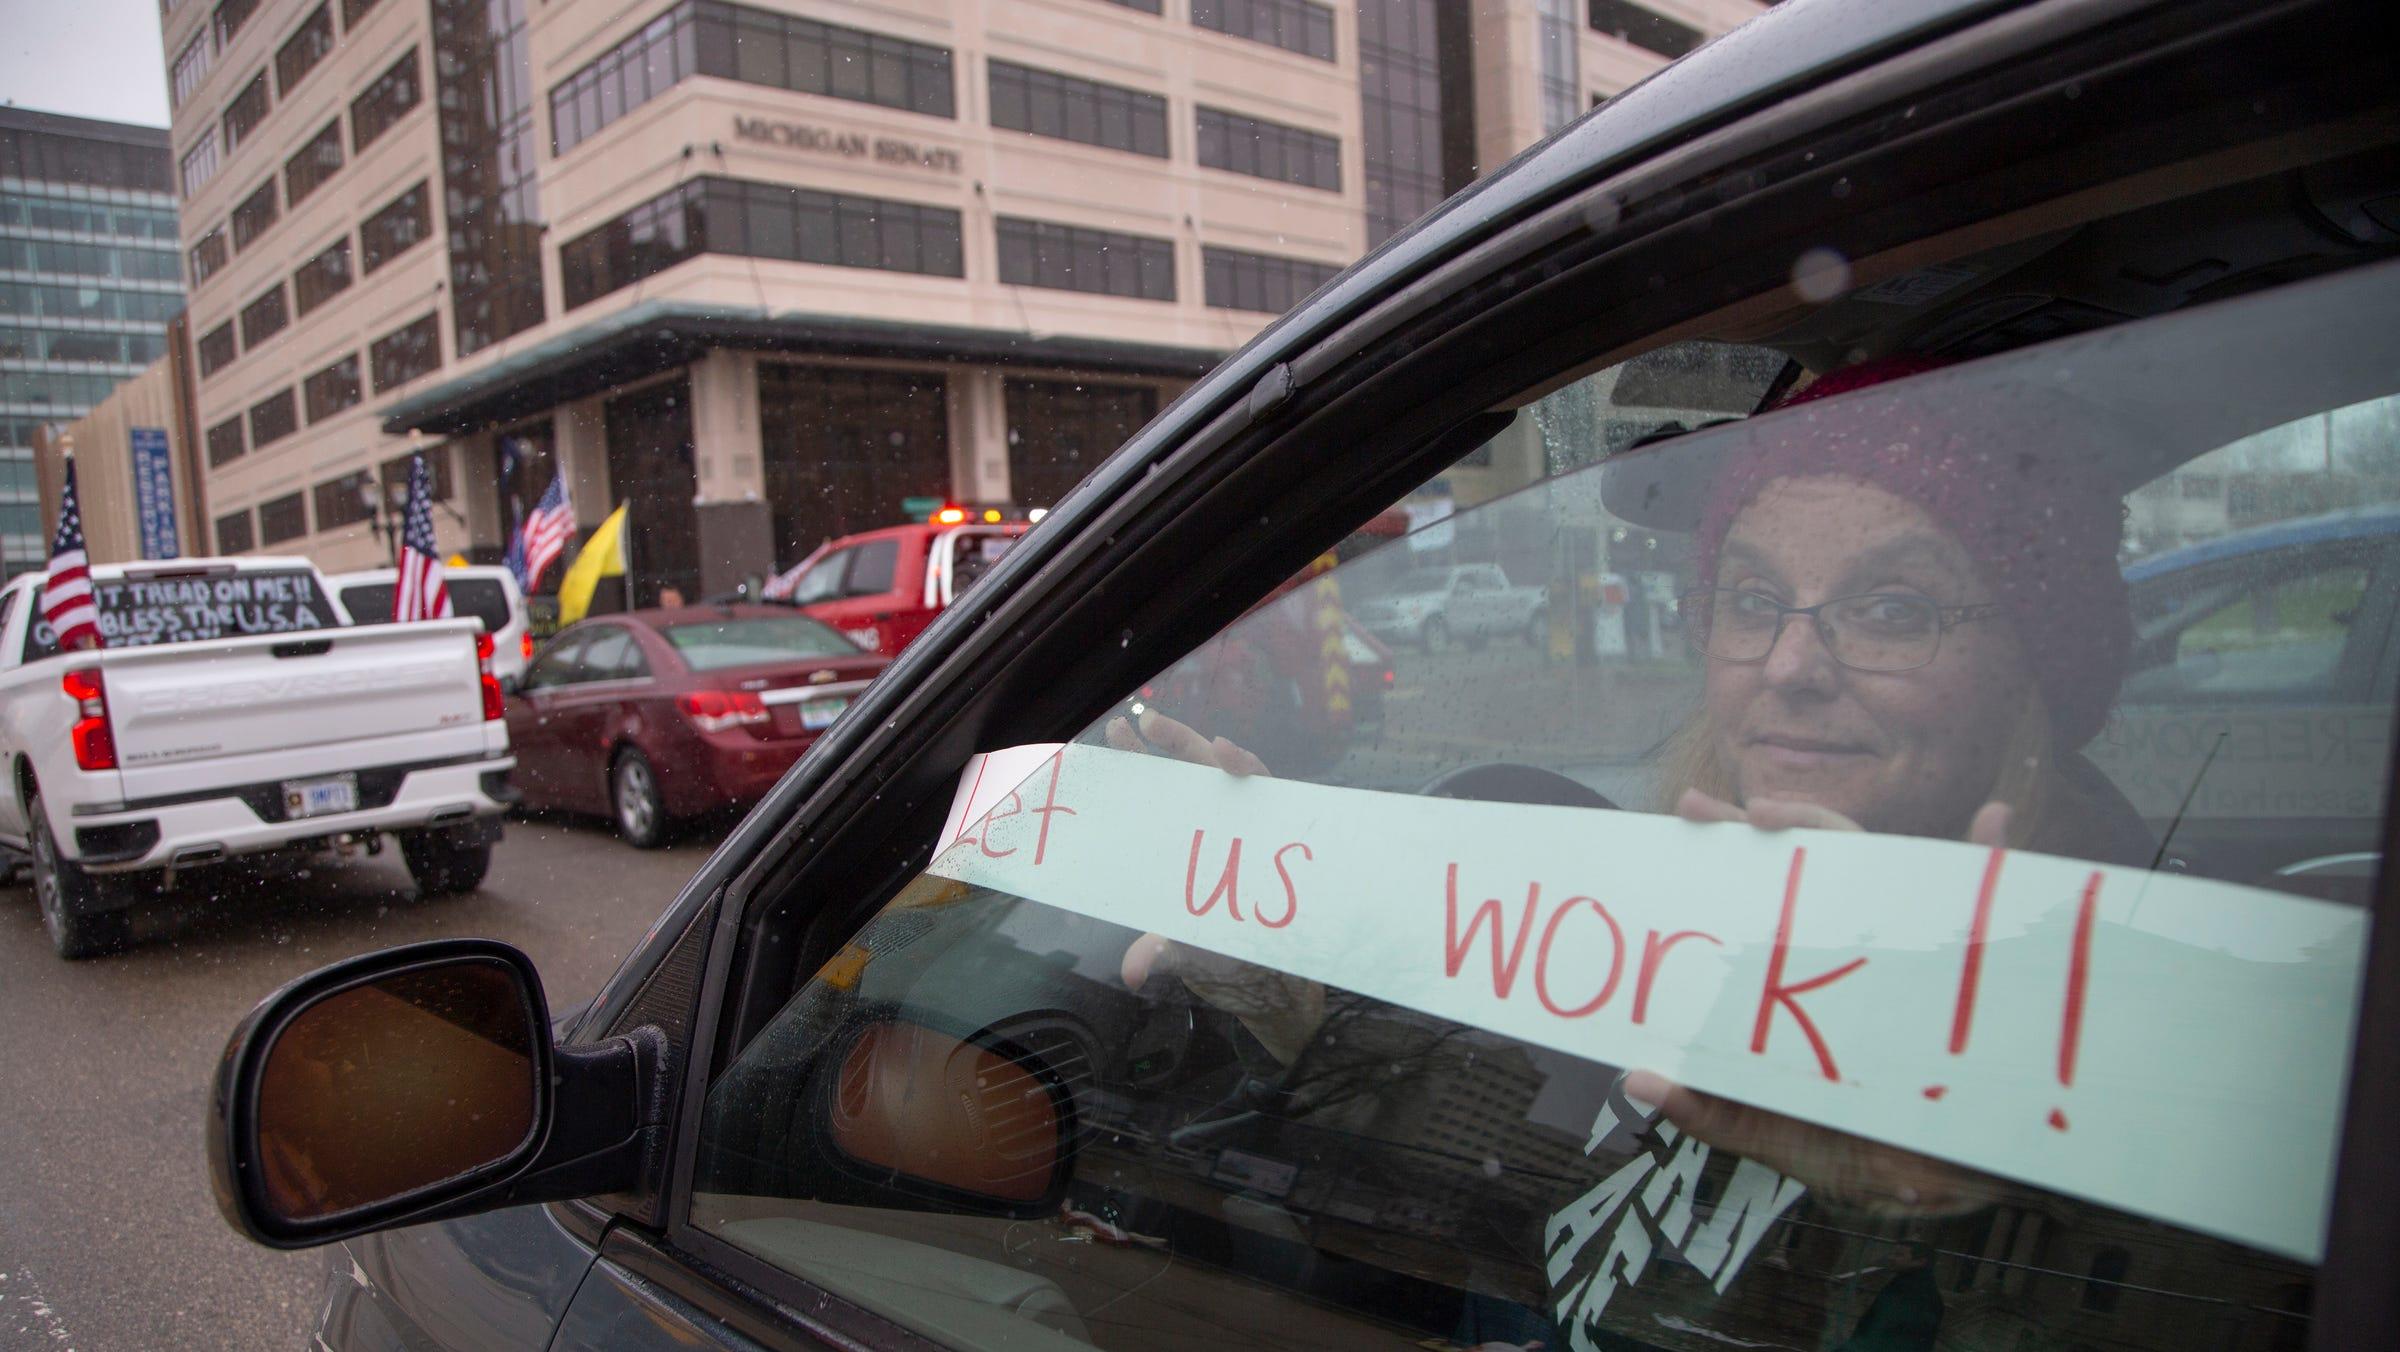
left=393, top=454, right=452, bottom=623
left=513, top=474, right=574, bottom=593
left=44, top=458, right=101, bottom=651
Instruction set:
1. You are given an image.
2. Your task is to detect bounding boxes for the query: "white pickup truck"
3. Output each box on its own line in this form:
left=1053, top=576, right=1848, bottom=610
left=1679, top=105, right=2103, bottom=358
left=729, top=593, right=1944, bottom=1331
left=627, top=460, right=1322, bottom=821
left=0, top=557, right=515, bottom=958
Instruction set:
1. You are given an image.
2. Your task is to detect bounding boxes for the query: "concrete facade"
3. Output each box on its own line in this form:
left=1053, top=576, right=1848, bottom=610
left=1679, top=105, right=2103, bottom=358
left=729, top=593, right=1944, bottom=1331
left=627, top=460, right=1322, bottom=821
left=164, top=0, right=1762, bottom=600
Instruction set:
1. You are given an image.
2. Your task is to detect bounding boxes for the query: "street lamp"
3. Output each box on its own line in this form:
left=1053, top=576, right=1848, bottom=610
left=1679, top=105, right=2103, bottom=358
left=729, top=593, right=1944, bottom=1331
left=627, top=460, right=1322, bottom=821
left=357, top=475, right=404, bottom=564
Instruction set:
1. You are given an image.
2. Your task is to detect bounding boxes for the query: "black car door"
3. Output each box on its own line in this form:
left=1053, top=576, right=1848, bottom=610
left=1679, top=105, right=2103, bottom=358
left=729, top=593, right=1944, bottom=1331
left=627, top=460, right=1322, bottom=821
left=518, top=5, right=2400, bottom=1351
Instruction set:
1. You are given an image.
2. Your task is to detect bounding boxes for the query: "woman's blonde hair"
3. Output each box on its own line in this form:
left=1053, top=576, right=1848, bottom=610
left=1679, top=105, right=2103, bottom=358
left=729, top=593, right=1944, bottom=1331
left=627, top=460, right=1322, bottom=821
left=1653, top=681, right=2061, bottom=849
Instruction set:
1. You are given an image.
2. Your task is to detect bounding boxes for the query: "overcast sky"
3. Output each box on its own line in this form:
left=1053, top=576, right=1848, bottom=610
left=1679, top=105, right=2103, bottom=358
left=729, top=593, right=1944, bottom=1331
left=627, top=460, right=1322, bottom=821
left=1, top=0, right=170, bottom=129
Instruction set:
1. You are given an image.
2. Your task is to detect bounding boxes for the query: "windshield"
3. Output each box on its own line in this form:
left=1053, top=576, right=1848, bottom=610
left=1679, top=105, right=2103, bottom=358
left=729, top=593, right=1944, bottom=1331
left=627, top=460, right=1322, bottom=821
left=664, top=615, right=860, bottom=668
left=340, top=578, right=513, bottom=633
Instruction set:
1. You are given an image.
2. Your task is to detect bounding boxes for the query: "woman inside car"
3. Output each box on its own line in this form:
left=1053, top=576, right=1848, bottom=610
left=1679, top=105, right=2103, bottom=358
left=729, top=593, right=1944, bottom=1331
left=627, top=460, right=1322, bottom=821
left=1111, top=355, right=2160, bottom=1216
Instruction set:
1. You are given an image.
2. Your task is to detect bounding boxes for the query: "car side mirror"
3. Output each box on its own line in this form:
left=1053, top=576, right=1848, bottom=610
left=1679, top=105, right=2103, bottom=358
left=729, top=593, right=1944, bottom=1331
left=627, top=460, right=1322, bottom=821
left=208, top=939, right=662, bottom=1249
left=816, top=1020, right=1072, bottom=1214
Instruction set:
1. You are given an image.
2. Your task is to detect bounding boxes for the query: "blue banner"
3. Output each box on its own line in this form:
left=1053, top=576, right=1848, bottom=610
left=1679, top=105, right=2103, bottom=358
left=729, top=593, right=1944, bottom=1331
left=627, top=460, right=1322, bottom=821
left=129, top=427, right=178, bottom=559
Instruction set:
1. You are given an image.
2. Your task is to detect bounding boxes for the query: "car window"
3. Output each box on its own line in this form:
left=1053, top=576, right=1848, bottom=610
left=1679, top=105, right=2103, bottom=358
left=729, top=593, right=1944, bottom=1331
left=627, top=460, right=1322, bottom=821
left=664, top=616, right=859, bottom=669
left=28, top=568, right=343, bottom=658
left=445, top=578, right=516, bottom=636
left=339, top=583, right=394, bottom=624
left=523, top=632, right=587, bottom=689
left=691, top=250, right=2400, bottom=1352
left=578, top=627, right=642, bottom=681
left=790, top=550, right=852, bottom=605
left=844, top=538, right=900, bottom=598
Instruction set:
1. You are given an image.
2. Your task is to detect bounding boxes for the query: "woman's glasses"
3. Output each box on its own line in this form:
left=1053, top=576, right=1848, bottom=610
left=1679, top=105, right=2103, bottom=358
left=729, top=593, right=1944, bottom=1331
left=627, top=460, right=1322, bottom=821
left=1677, top=588, right=2004, bottom=672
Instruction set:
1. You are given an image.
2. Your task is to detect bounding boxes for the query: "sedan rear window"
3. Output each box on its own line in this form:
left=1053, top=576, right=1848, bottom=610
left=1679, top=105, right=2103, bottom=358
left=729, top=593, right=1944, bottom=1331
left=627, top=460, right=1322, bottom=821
left=665, top=616, right=858, bottom=669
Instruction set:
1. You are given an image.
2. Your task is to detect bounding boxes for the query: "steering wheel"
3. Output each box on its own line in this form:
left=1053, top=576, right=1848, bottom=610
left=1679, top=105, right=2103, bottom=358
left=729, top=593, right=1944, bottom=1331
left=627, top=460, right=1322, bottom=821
left=1419, top=761, right=1618, bottom=810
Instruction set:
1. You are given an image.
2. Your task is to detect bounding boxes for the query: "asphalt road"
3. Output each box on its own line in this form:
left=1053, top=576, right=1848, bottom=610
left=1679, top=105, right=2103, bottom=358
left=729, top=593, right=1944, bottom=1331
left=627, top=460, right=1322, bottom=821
left=0, top=814, right=713, bottom=1352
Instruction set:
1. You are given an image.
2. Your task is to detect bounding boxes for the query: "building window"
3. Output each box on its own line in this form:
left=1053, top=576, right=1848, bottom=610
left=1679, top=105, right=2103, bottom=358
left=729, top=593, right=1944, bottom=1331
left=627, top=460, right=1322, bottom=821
left=171, top=34, right=215, bottom=111
left=1094, top=0, right=1162, bottom=10
left=257, top=491, right=307, bottom=545
left=302, top=353, right=362, bottom=421
left=1202, top=244, right=1338, bottom=312
left=369, top=311, right=440, bottom=391
left=248, top=388, right=299, bottom=448
left=995, top=216, right=1175, bottom=301
left=293, top=237, right=353, bottom=316
left=187, top=227, right=229, bottom=288
left=349, top=48, right=420, bottom=153
left=550, top=5, right=701, bottom=155
left=340, top=0, right=385, bottom=26
left=283, top=119, right=344, bottom=207
left=179, top=132, right=222, bottom=196
left=1536, top=0, right=1582, bottom=135
left=558, top=177, right=964, bottom=310
left=759, top=364, right=950, bottom=560
left=708, top=2, right=955, bottom=120
left=988, top=60, right=1168, bottom=158
left=432, top=0, right=547, bottom=357
left=196, top=320, right=237, bottom=377
left=205, top=415, right=246, bottom=467
left=1586, top=0, right=1702, bottom=60
left=313, top=470, right=382, bottom=530
left=238, top=283, right=289, bottom=348
left=214, top=507, right=255, bottom=554
left=358, top=181, right=430, bottom=273
left=212, top=0, right=262, bottom=50
left=1195, top=106, right=1340, bottom=190
left=1191, top=0, right=1336, bottom=61
left=1358, top=0, right=1471, bottom=246
left=230, top=179, right=279, bottom=251
left=276, top=4, right=337, bottom=95
left=222, top=71, right=271, bottom=154
left=1004, top=376, right=1159, bottom=507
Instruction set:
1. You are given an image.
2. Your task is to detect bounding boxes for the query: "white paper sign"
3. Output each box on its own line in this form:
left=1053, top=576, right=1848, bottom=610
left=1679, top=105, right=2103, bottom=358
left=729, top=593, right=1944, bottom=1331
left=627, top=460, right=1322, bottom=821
left=930, top=743, right=2371, bottom=1263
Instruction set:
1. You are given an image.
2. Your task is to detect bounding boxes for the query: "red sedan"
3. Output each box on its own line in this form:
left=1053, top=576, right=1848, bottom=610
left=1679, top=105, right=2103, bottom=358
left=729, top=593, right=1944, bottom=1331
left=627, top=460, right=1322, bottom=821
left=503, top=605, right=888, bottom=846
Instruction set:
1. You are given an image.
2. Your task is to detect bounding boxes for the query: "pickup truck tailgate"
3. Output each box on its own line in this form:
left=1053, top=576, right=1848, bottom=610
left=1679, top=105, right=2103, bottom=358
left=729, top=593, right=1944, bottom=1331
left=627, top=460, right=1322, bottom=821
left=99, top=619, right=489, bottom=785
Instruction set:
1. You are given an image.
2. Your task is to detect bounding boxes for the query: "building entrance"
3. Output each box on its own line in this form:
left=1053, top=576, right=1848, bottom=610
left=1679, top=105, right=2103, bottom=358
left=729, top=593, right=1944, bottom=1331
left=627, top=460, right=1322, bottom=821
left=760, top=363, right=950, bottom=564
left=604, top=379, right=700, bottom=607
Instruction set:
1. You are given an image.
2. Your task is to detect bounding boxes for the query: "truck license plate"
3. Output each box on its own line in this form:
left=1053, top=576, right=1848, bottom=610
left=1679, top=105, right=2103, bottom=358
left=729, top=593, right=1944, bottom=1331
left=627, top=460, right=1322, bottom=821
left=799, top=696, right=848, bottom=731
left=284, top=774, right=359, bottom=819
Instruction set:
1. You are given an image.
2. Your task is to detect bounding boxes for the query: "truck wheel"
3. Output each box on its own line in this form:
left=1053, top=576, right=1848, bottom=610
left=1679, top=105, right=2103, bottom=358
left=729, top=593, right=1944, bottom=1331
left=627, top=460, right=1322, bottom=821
left=28, top=795, right=129, bottom=960
left=1421, top=617, right=1451, bottom=654
left=400, top=827, right=493, bottom=897
left=612, top=749, right=670, bottom=849
left=1524, top=608, right=1549, bottom=648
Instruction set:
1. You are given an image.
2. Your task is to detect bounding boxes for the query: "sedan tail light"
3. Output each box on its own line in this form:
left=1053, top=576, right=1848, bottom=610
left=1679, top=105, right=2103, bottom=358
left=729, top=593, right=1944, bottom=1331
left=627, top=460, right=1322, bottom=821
left=677, top=689, right=770, bottom=734
left=64, top=667, right=115, bottom=771
left=475, top=634, right=504, bottom=722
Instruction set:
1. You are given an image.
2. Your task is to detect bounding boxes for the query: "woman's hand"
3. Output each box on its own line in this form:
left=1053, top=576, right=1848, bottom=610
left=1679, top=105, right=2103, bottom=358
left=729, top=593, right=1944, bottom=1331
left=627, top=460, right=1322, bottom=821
left=1622, top=1069, right=2007, bottom=1217
left=1652, top=789, right=2016, bottom=1215
left=1105, top=710, right=1321, bottom=1062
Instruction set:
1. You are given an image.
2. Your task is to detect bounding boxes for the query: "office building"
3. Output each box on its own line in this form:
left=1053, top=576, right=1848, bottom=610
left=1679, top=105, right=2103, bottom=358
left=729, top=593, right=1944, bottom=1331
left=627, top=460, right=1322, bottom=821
left=167, top=0, right=1763, bottom=600
left=0, top=108, right=183, bottom=582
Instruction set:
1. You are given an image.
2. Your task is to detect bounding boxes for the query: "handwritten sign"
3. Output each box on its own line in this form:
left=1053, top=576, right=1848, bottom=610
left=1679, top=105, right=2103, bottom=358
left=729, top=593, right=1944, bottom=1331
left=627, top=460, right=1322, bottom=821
left=31, top=570, right=340, bottom=656
left=930, top=743, right=2370, bottom=1262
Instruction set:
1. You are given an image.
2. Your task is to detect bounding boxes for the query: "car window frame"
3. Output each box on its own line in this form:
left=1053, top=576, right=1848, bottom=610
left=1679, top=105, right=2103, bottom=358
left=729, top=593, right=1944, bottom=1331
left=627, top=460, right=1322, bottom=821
left=525, top=7, right=2400, bottom=1347
left=2123, top=539, right=2400, bottom=707
left=524, top=631, right=590, bottom=691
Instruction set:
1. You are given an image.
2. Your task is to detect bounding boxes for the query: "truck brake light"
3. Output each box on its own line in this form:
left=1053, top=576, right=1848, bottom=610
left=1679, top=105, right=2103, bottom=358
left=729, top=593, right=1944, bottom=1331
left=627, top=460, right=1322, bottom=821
left=64, top=667, right=115, bottom=771
left=677, top=689, right=771, bottom=733
left=475, top=634, right=504, bottom=722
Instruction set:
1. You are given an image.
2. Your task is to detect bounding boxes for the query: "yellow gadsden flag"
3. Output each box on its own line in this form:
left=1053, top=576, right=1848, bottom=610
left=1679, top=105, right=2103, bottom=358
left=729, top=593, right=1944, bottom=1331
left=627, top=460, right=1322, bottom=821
left=557, top=502, right=628, bottom=624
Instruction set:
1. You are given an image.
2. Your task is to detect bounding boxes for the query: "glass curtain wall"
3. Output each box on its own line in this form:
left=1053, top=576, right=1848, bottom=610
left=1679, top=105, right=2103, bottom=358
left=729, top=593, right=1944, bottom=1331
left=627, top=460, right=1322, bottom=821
left=430, top=0, right=547, bottom=359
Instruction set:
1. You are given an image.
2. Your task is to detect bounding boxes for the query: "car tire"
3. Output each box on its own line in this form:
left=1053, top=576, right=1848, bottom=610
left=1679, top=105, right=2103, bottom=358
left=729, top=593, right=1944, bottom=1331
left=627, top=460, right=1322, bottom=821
left=29, top=795, right=129, bottom=960
left=1421, top=617, right=1451, bottom=654
left=612, top=748, right=670, bottom=849
left=400, top=827, right=494, bottom=897
left=1524, top=608, right=1548, bottom=648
